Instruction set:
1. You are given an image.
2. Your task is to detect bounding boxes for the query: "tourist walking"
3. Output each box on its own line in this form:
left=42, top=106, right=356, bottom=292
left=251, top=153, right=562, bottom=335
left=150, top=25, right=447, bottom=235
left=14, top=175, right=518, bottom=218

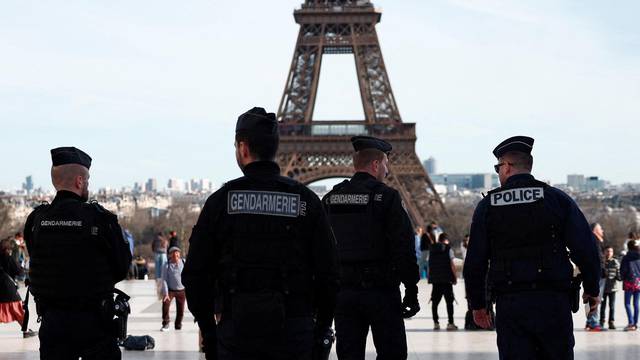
left=0, top=240, right=37, bottom=338
left=620, top=240, right=640, bottom=331
left=152, top=232, right=168, bottom=279
left=10, top=233, right=27, bottom=282
left=160, top=247, right=185, bottom=331
left=168, top=230, right=179, bottom=252
left=585, top=223, right=607, bottom=331
left=600, top=246, right=620, bottom=329
left=421, top=224, right=436, bottom=280
left=428, top=233, right=458, bottom=330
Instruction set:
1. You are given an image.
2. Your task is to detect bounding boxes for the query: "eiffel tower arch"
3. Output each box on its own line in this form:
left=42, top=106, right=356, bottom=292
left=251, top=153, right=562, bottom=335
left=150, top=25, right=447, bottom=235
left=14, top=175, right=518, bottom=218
left=276, top=0, right=445, bottom=226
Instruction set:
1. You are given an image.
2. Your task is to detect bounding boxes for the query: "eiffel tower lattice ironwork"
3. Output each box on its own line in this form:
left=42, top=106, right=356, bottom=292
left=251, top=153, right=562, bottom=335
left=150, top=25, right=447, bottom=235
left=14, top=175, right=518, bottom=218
left=276, top=0, right=445, bottom=226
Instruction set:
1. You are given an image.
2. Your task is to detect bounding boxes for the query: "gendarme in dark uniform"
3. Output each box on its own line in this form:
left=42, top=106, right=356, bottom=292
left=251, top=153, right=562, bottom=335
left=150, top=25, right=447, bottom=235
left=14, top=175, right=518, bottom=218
left=322, top=136, right=419, bottom=360
left=181, top=107, right=339, bottom=360
left=24, top=147, right=132, bottom=360
left=463, top=136, right=601, bottom=359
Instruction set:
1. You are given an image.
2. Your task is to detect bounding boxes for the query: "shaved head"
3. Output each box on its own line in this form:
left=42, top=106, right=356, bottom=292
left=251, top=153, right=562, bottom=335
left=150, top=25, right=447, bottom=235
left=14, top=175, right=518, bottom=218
left=500, top=151, right=533, bottom=171
left=353, top=149, right=389, bottom=181
left=51, top=164, right=90, bottom=201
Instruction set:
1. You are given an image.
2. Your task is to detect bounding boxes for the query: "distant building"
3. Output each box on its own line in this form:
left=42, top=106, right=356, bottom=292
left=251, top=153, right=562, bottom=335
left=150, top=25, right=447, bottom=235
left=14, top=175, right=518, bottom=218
left=133, top=182, right=143, bottom=193
left=567, top=174, right=585, bottom=190
left=167, top=178, right=184, bottom=192
left=22, top=176, right=34, bottom=194
left=566, top=174, right=608, bottom=192
left=200, top=179, right=213, bottom=192
left=430, top=173, right=497, bottom=191
left=145, top=178, right=158, bottom=193
left=186, top=178, right=213, bottom=193
left=585, top=176, right=607, bottom=191
left=423, top=157, right=437, bottom=175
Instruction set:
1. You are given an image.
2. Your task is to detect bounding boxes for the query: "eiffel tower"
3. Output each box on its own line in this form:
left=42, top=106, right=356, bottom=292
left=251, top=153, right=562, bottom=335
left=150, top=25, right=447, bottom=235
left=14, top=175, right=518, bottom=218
left=276, top=0, right=445, bottom=226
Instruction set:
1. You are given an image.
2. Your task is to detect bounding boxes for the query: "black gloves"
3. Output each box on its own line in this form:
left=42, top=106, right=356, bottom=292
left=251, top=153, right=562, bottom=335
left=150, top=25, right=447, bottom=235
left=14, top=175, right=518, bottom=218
left=401, top=285, right=420, bottom=319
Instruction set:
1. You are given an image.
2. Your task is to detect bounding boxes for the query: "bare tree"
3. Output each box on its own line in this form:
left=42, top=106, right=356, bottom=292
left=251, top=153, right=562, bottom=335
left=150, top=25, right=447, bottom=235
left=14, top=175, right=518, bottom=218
left=120, top=200, right=200, bottom=258
left=438, top=202, right=475, bottom=249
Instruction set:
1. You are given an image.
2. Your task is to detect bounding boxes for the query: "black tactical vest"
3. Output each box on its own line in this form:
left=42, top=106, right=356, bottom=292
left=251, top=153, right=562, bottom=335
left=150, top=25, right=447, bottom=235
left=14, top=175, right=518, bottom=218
left=428, top=243, right=453, bottom=284
left=29, top=198, right=114, bottom=302
left=217, top=176, right=312, bottom=297
left=325, top=179, right=387, bottom=266
left=486, top=177, right=570, bottom=292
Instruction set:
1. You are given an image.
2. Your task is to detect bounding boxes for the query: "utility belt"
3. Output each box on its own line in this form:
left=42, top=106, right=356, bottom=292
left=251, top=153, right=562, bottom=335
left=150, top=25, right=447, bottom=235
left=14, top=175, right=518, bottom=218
left=35, top=297, right=105, bottom=314
left=340, top=263, right=397, bottom=289
left=216, top=289, right=312, bottom=320
left=218, top=268, right=313, bottom=318
left=36, top=289, right=131, bottom=343
left=489, top=280, right=572, bottom=305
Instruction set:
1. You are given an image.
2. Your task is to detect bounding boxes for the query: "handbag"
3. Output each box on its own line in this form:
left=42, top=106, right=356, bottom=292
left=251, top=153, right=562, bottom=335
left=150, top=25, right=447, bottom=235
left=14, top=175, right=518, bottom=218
left=623, top=277, right=640, bottom=292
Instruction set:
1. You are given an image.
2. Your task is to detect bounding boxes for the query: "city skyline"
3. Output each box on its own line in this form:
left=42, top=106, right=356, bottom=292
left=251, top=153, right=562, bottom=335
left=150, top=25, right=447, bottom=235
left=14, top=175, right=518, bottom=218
left=1, top=0, right=638, bottom=189
left=4, top=167, right=624, bottom=194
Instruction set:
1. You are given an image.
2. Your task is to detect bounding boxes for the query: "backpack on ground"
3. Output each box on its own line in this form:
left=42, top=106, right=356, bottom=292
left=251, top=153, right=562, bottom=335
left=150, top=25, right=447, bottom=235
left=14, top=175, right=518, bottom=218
left=121, top=335, right=155, bottom=351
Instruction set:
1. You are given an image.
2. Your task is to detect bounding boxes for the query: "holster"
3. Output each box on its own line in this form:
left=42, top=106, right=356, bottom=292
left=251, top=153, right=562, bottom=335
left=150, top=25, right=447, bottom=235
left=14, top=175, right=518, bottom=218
left=312, top=328, right=335, bottom=360
left=570, top=275, right=582, bottom=313
left=99, top=289, right=130, bottom=343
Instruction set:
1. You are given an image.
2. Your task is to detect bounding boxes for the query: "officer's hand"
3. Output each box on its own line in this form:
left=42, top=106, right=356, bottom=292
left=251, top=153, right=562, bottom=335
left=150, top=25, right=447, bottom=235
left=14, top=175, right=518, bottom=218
left=582, top=293, right=600, bottom=316
left=472, top=309, right=493, bottom=329
left=162, top=295, right=170, bottom=303
left=401, top=296, right=420, bottom=319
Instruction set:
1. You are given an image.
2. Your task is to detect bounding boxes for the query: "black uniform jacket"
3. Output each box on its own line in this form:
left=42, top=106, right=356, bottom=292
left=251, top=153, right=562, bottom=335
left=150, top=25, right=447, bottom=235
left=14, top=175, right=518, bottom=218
left=182, top=161, right=339, bottom=329
left=464, top=174, right=601, bottom=310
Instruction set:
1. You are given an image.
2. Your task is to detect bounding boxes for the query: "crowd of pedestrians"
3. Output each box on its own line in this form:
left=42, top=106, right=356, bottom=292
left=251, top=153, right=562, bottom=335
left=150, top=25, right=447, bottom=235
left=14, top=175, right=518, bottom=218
left=0, top=236, right=37, bottom=337
left=413, top=220, right=640, bottom=335
left=580, top=225, right=640, bottom=332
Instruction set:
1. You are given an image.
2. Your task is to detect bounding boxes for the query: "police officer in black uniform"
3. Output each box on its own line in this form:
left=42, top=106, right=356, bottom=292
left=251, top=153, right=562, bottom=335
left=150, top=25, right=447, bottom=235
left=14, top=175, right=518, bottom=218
left=24, top=147, right=132, bottom=359
left=463, top=136, right=601, bottom=359
left=323, top=136, right=419, bottom=360
left=181, top=107, right=339, bottom=360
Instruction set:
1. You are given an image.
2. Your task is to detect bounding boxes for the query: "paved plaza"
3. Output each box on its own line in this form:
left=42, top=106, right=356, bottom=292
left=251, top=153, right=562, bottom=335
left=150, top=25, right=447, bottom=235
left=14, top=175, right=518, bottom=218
left=1, top=279, right=638, bottom=359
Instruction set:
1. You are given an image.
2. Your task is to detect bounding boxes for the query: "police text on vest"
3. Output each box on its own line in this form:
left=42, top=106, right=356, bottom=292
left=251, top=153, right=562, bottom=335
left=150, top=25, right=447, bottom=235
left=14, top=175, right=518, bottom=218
left=228, top=191, right=300, bottom=217
left=490, top=187, right=544, bottom=206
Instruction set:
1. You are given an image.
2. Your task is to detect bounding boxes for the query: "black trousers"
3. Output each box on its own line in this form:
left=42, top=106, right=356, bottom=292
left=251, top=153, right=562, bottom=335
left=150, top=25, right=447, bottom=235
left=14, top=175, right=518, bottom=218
left=600, top=292, right=616, bottom=324
left=335, top=288, right=407, bottom=360
left=496, top=291, right=574, bottom=360
left=216, top=316, right=313, bottom=360
left=431, top=283, right=455, bottom=324
left=39, top=309, right=120, bottom=360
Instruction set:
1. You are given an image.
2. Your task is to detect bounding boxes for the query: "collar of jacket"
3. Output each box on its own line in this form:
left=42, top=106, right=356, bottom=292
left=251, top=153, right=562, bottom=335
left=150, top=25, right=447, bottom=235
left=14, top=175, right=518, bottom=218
left=242, top=161, right=281, bottom=177
left=352, top=172, right=377, bottom=182
left=505, top=173, right=535, bottom=185
left=52, top=190, right=84, bottom=204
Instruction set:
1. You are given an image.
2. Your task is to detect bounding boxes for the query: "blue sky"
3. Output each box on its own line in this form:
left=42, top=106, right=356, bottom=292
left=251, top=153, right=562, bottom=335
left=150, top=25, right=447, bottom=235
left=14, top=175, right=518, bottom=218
left=1, top=0, right=639, bottom=191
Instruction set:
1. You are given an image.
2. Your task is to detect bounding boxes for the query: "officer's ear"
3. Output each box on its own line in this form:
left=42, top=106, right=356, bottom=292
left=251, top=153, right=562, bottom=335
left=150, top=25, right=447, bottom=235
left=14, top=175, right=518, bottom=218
left=74, top=175, right=85, bottom=190
left=370, top=159, right=380, bottom=173
left=238, top=141, right=249, bottom=158
left=235, top=140, right=254, bottom=165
